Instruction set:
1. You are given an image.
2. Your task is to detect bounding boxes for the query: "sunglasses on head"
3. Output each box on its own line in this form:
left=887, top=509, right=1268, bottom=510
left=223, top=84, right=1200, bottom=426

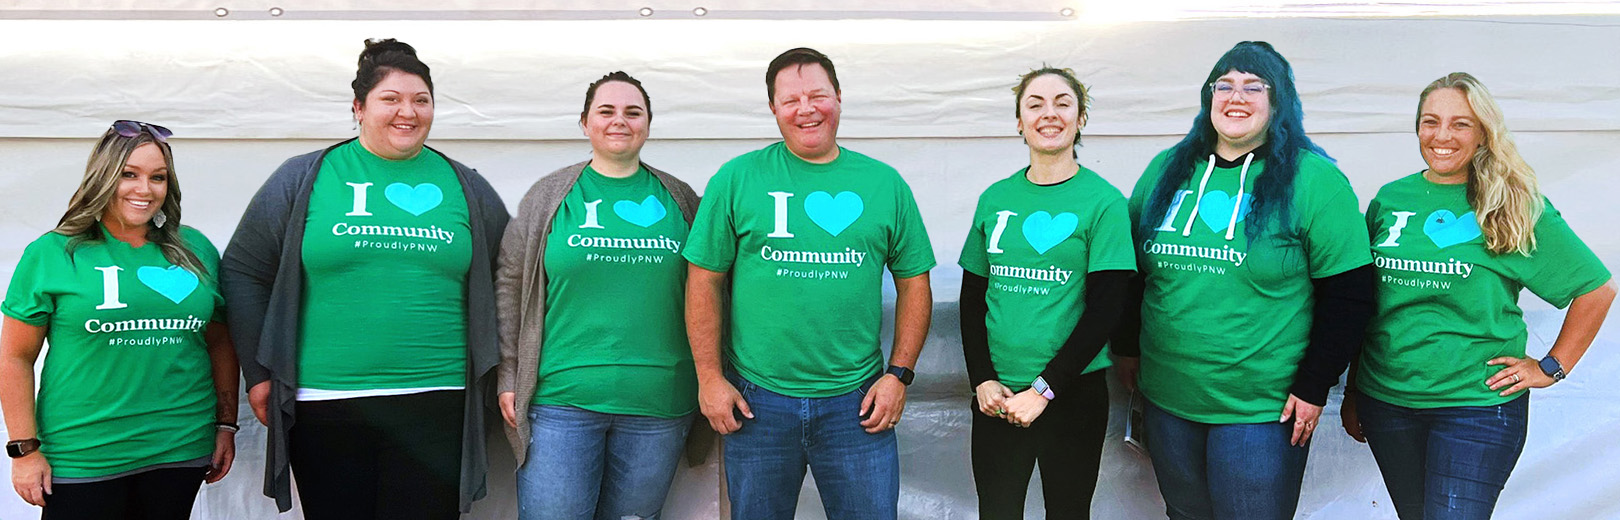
left=111, top=120, right=173, bottom=143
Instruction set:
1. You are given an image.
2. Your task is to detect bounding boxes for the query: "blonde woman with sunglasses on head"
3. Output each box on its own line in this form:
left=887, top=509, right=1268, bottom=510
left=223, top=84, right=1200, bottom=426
left=2, top=121, right=239, bottom=520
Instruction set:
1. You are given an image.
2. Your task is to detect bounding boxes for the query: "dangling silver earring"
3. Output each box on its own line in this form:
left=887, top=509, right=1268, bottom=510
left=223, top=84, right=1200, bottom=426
left=152, top=211, right=167, bottom=228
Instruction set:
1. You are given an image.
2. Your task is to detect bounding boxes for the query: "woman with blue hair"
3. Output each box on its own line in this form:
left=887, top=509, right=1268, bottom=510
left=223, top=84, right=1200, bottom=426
left=1111, top=41, right=1376, bottom=519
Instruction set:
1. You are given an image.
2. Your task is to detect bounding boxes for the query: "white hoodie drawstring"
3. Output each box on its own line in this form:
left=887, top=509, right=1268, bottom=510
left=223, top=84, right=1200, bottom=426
left=1181, top=155, right=1218, bottom=237
left=1225, top=153, right=1254, bottom=241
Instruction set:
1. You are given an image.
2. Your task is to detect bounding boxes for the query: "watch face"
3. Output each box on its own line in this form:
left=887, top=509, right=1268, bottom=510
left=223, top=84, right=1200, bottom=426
left=1540, top=357, right=1564, bottom=379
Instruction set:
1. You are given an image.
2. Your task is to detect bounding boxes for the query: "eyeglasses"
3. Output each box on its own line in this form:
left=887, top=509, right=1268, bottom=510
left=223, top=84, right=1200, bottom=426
left=1209, top=81, right=1270, bottom=100
left=111, top=120, right=173, bottom=143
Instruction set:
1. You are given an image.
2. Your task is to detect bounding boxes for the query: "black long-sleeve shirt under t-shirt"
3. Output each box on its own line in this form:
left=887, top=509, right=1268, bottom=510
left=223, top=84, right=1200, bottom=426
left=961, top=269, right=1131, bottom=397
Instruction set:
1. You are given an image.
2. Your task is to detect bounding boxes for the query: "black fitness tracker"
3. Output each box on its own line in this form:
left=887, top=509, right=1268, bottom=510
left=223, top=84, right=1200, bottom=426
left=885, top=365, right=915, bottom=386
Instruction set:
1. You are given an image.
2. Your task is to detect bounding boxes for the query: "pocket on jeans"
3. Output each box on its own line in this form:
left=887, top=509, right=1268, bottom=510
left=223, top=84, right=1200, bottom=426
left=726, top=372, right=754, bottom=401
left=856, top=372, right=882, bottom=396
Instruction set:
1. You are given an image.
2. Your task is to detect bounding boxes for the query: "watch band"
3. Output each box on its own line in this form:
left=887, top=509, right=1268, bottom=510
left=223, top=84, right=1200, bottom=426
left=1538, top=355, right=1567, bottom=382
left=6, top=438, right=41, bottom=458
left=885, top=365, right=915, bottom=386
left=1032, top=376, right=1055, bottom=400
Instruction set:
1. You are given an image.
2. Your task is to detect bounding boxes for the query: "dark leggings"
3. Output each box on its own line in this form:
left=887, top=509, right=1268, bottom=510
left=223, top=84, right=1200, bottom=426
left=971, top=371, right=1109, bottom=520
left=42, top=466, right=205, bottom=520
left=289, top=390, right=465, bottom=520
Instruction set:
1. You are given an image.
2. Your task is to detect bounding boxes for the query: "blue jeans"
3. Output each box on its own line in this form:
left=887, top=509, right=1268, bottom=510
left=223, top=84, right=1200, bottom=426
left=516, top=405, right=693, bottom=520
left=723, top=372, right=898, bottom=520
left=1357, top=393, right=1528, bottom=520
left=1144, top=401, right=1309, bottom=520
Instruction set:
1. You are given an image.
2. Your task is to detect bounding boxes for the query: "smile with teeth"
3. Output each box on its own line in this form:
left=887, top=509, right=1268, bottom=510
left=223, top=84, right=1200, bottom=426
left=1224, top=110, right=1251, bottom=118
left=1037, top=127, right=1063, bottom=137
left=1430, top=147, right=1459, bottom=156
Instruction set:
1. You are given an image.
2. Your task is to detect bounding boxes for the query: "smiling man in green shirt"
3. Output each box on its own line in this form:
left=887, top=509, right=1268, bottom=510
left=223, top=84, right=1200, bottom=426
left=683, top=47, right=935, bottom=520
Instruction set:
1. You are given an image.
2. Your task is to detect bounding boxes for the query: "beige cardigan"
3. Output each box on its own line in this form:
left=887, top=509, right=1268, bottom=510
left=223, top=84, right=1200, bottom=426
left=495, top=160, right=703, bottom=465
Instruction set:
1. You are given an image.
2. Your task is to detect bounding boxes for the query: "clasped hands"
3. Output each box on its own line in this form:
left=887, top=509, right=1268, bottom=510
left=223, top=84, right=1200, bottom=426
left=976, top=380, right=1048, bottom=428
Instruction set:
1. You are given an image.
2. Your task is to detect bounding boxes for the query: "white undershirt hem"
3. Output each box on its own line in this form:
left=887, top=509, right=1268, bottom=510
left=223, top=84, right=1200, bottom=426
left=296, top=386, right=465, bottom=402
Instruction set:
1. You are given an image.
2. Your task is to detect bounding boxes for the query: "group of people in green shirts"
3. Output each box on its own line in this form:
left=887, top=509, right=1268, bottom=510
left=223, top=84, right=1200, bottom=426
left=1, top=37, right=1613, bottom=520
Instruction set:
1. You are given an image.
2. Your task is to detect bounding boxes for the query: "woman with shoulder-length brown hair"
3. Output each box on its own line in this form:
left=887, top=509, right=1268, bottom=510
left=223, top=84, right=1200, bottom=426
left=496, top=71, right=702, bottom=520
left=1345, top=72, right=1615, bottom=520
left=2, top=121, right=238, bottom=519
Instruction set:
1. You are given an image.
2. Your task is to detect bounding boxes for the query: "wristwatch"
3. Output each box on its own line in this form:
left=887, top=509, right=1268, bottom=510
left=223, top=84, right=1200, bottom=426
left=1032, top=376, right=1056, bottom=400
left=885, top=365, right=915, bottom=386
left=1538, top=355, right=1567, bottom=383
left=6, top=438, right=41, bottom=458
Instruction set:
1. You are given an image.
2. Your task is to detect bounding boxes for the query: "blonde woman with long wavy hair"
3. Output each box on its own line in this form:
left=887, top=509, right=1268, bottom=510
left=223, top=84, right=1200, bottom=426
left=1346, top=72, right=1616, bottom=520
left=1, top=121, right=239, bottom=519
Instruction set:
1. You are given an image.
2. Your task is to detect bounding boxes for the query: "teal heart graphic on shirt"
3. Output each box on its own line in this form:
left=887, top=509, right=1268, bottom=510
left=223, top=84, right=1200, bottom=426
left=384, top=183, right=444, bottom=216
left=1021, top=211, right=1079, bottom=255
left=1197, top=190, right=1254, bottom=233
left=1423, top=210, right=1481, bottom=249
left=614, top=196, right=667, bottom=228
left=137, top=265, right=199, bottom=304
left=804, top=191, right=864, bottom=237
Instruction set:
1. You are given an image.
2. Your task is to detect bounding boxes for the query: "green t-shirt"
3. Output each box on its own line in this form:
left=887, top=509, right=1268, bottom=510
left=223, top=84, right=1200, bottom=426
left=684, top=143, right=936, bottom=398
left=958, top=167, right=1137, bottom=391
left=1126, top=150, right=1371, bottom=423
left=536, top=166, right=695, bottom=417
left=2, top=227, right=223, bottom=478
left=299, top=140, right=472, bottom=392
left=1361, top=172, right=1610, bottom=408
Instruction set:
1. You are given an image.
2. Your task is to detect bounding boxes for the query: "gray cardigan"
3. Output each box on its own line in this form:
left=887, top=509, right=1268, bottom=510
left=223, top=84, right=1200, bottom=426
left=495, top=160, right=700, bottom=465
left=220, top=139, right=510, bottom=513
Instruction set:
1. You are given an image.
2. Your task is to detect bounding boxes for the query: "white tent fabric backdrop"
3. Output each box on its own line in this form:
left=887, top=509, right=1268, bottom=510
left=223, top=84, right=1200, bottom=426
left=1, top=12, right=1617, bottom=520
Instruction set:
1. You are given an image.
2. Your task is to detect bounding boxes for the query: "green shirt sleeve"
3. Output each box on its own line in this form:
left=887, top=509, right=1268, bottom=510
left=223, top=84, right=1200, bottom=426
left=2, top=235, right=58, bottom=326
left=957, top=191, right=991, bottom=278
left=1087, top=196, right=1138, bottom=273
left=179, top=227, right=227, bottom=324
left=1300, top=161, right=1373, bottom=279
left=1505, top=202, right=1612, bottom=308
left=886, top=179, right=936, bottom=279
left=682, top=166, right=739, bottom=273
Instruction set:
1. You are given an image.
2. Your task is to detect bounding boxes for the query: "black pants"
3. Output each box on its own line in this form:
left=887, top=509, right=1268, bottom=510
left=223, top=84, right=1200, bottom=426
left=42, top=466, right=205, bottom=520
left=289, top=390, right=464, bottom=520
left=971, top=370, right=1109, bottom=520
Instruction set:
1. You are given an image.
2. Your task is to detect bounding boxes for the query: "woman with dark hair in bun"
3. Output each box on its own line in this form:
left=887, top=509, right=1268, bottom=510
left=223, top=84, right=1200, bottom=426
left=496, top=71, right=701, bottom=520
left=221, top=38, right=509, bottom=519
